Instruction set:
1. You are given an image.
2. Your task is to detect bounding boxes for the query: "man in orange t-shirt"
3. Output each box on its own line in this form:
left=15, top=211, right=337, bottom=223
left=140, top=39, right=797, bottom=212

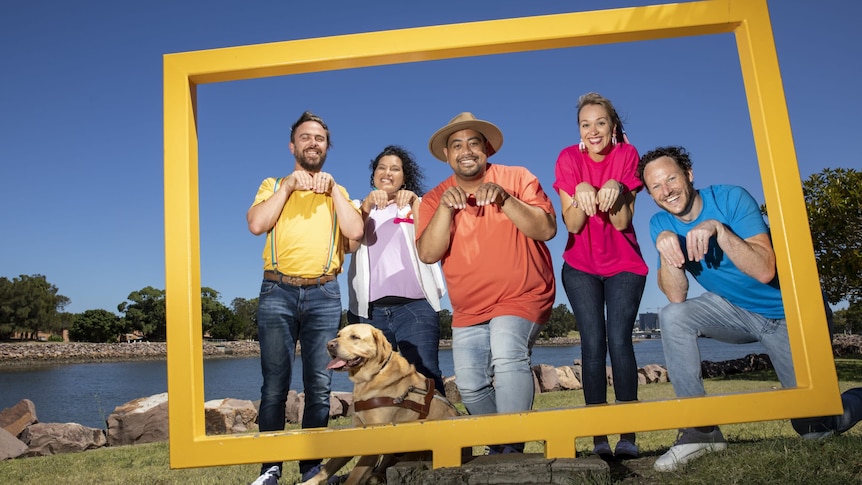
left=416, top=112, right=556, bottom=454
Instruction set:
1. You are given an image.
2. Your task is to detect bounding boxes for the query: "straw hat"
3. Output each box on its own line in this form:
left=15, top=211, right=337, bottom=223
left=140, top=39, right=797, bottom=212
left=427, top=112, right=504, bottom=162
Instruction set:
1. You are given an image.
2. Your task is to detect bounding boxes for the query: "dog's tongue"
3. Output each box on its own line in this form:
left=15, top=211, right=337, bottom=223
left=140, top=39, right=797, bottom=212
left=327, top=357, right=348, bottom=370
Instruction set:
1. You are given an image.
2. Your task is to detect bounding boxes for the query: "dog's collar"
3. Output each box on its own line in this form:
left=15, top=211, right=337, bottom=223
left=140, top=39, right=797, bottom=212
left=379, top=351, right=393, bottom=370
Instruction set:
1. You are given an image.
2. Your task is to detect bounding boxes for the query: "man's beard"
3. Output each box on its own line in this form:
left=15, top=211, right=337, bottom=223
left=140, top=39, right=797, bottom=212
left=296, top=150, right=327, bottom=171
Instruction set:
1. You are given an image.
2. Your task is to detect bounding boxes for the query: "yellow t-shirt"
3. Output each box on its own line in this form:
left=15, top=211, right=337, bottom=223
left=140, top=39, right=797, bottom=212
left=253, top=177, right=356, bottom=278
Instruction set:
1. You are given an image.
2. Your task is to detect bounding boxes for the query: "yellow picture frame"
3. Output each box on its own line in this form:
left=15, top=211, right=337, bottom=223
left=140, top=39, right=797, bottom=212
left=163, top=0, right=840, bottom=469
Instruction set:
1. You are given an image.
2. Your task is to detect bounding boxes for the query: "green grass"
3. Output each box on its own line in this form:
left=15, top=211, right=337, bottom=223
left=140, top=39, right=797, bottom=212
left=2, top=360, right=862, bottom=484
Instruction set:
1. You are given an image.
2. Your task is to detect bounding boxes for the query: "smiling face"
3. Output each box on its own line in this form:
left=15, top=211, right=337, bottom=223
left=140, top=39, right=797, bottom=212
left=643, top=155, right=701, bottom=222
left=372, top=155, right=405, bottom=195
left=289, top=120, right=328, bottom=171
left=443, top=128, right=488, bottom=183
left=578, top=103, right=615, bottom=161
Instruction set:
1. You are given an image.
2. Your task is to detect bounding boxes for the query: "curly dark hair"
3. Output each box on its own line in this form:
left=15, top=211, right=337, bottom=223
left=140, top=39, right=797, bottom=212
left=637, top=146, right=693, bottom=186
left=369, top=145, right=426, bottom=195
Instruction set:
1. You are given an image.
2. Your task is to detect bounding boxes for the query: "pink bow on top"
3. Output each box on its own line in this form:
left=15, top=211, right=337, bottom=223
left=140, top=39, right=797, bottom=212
left=393, top=209, right=414, bottom=224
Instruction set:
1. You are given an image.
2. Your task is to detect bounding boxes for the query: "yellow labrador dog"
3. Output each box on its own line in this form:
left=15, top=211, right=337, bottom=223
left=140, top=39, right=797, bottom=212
left=300, top=323, right=459, bottom=485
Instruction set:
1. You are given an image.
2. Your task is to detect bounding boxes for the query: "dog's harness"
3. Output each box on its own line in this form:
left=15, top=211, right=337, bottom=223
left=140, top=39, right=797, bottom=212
left=353, top=351, right=439, bottom=419
left=354, top=377, right=437, bottom=419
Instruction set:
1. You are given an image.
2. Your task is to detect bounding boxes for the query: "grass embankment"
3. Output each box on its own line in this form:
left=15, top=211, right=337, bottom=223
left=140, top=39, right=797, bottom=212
left=2, top=360, right=861, bottom=484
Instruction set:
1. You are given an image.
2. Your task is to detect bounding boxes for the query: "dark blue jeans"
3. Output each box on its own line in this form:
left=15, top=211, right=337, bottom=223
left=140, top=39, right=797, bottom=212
left=347, top=298, right=445, bottom=394
left=562, top=263, right=646, bottom=405
left=256, top=278, right=341, bottom=476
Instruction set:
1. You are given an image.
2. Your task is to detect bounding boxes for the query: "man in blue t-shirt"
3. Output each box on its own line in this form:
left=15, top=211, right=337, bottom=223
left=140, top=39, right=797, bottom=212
left=637, top=145, right=862, bottom=472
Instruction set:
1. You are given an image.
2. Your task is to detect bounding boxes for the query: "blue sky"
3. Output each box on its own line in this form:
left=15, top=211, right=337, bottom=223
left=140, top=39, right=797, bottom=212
left=1, top=0, right=858, bottom=317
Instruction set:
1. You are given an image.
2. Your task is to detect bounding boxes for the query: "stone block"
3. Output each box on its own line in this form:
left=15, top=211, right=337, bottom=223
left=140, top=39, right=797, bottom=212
left=0, top=427, right=27, bottom=461
left=534, top=364, right=561, bottom=393
left=204, top=398, right=257, bottom=435
left=106, top=392, right=169, bottom=446
left=555, top=365, right=582, bottom=390
left=0, top=399, right=38, bottom=437
left=20, top=422, right=106, bottom=456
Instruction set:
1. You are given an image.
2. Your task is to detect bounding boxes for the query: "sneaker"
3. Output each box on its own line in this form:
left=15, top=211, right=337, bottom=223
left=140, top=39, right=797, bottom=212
left=792, top=416, right=835, bottom=440
left=592, top=441, right=613, bottom=459
left=614, top=439, right=639, bottom=459
left=654, top=427, right=727, bottom=472
left=487, top=444, right=523, bottom=454
left=792, top=387, right=862, bottom=439
left=251, top=465, right=280, bottom=485
left=299, top=463, right=342, bottom=484
left=836, top=387, right=862, bottom=434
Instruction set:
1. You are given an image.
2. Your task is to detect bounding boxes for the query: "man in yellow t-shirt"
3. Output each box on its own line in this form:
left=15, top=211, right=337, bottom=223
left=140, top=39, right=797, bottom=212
left=247, top=111, right=363, bottom=485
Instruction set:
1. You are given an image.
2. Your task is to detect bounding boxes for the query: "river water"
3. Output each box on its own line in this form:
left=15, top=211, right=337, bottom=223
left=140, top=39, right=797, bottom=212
left=0, top=339, right=767, bottom=429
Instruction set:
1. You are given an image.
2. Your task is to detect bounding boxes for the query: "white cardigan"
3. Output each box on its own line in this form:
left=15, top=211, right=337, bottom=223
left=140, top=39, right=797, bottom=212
left=347, top=202, right=446, bottom=318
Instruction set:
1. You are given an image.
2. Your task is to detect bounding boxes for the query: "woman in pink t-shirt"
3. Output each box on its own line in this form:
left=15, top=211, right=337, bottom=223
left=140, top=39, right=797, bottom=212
left=553, top=93, right=648, bottom=459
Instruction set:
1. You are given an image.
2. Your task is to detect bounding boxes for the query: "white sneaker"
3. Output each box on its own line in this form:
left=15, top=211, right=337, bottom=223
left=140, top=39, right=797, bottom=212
left=654, top=427, right=728, bottom=472
left=251, top=465, right=280, bottom=485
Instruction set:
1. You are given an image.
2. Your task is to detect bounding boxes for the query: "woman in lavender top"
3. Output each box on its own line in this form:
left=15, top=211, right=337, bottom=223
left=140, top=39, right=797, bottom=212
left=347, top=145, right=447, bottom=393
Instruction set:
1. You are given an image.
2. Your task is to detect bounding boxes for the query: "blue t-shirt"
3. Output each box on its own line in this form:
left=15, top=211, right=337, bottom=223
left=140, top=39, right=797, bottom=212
left=648, top=185, right=784, bottom=319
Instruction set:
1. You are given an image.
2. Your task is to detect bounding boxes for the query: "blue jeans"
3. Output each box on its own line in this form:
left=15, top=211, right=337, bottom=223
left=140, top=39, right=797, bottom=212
left=561, top=263, right=645, bottom=405
left=659, top=291, right=797, bottom=398
left=347, top=299, right=445, bottom=394
left=256, top=278, right=341, bottom=476
left=451, top=316, right=540, bottom=416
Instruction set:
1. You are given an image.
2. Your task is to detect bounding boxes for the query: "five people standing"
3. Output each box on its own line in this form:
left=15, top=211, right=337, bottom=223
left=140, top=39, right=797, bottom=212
left=245, top=106, right=857, bottom=481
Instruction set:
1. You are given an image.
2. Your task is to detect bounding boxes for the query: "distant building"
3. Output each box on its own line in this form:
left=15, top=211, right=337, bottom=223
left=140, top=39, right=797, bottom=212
left=638, top=312, right=659, bottom=331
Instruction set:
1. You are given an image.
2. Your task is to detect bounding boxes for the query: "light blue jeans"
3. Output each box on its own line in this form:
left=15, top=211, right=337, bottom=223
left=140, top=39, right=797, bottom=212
left=660, top=291, right=796, bottom=398
left=256, top=278, right=341, bottom=476
left=452, top=316, right=540, bottom=416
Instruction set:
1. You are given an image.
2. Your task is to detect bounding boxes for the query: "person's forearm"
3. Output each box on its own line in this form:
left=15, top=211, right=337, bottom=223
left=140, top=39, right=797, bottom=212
left=657, top=265, right=689, bottom=303
left=417, top=208, right=453, bottom=264
left=559, top=190, right=587, bottom=234
left=501, top=197, right=556, bottom=241
left=715, top=227, right=776, bottom=284
left=608, top=192, right=635, bottom=232
left=247, top=186, right=292, bottom=235
left=331, top=188, right=364, bottom=241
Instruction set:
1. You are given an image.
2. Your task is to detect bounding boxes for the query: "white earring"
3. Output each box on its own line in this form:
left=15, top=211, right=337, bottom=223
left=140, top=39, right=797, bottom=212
left=578, top=140, right=586, bottom=152
left=611, top=134, right=618, bottom=146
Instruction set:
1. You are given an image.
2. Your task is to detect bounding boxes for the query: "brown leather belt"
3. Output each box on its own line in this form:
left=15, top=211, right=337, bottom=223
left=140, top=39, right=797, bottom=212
left=263, top=270, right=335, bottom=286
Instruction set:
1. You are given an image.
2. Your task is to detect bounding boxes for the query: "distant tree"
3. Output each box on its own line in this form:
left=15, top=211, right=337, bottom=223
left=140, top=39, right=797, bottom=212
left=538, top=304, right=577, bottom=339
left=834, top=303, right=862, bottom=335
left=201, top=287, right=245, bottom=340
left=438, top=309, right=453, bottom=340
left=802, top=168, right=862, bottom=305
left=52, top=311, right=76, bottom=336
left=0, top=277, right=12, bottom=339
left=231, top=297, right=258, bottom=340
left=118, top=286, right=166, bottom=341
left=0, top=274, right=69, bottom=339
left=69, top=309, right=124, bottom=343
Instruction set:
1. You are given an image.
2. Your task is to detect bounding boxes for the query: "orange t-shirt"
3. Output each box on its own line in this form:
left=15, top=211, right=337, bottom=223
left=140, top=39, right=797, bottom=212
left=417, top=164, right=556, bottom=327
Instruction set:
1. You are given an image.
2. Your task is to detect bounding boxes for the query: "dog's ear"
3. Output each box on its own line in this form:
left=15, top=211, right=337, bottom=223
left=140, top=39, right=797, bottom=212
left=372, top=327, right=392, bottom=357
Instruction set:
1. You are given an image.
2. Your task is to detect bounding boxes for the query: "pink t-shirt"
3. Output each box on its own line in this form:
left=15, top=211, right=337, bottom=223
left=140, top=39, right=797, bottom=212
left=552, top=143, right=648, bottom=277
